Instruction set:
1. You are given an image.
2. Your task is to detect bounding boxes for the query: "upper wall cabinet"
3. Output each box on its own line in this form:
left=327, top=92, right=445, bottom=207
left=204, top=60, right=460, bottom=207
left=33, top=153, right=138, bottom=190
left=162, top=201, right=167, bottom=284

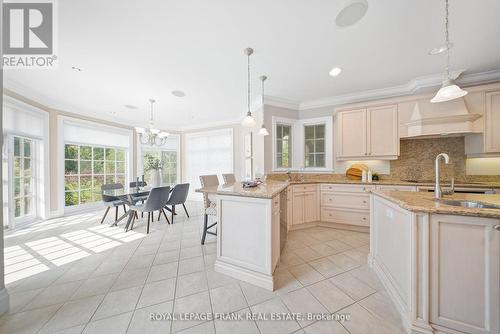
left=337, top=104, right=399, bottom=160
left=485, top=91, right=500, bottom=153
left=465, top=90, right=500, bottom=156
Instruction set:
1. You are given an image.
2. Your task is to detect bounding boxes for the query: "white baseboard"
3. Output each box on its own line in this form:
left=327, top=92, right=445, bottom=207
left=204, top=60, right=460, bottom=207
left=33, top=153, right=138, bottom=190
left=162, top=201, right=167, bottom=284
left=288, top=221, right=369, bottom=233
left=214, top=260, right=274, bottom=291
left=0, top=288, right=9, bottom=316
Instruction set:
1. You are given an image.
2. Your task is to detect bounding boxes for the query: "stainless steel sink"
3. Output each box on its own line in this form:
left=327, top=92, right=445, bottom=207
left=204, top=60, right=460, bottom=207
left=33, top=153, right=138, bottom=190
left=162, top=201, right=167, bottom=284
left=439, top=199, right=500, bottom=209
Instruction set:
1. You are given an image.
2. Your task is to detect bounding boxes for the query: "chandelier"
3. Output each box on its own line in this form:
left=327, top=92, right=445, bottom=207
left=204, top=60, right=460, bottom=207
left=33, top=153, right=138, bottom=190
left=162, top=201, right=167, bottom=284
left=135, top=99, right=169, bottom=146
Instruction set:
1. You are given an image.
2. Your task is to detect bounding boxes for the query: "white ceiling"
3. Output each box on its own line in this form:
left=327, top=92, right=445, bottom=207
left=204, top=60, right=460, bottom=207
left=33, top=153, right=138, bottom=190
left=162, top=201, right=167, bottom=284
left=4, top=0, right=500, bottom=130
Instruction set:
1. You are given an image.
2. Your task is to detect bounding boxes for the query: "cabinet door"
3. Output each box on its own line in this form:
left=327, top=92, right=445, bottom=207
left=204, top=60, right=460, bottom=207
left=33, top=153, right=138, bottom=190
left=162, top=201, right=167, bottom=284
left=485, top=91, right=500, bottom=153
left=303, top=191, right=318, bottom=223
left=429, top=215, right=500, bottom=334
left=337, top=109, right=366, bottom=158
left=367, top=105, right=398, bottom=157
left=291, top=193, right=304, bottom=225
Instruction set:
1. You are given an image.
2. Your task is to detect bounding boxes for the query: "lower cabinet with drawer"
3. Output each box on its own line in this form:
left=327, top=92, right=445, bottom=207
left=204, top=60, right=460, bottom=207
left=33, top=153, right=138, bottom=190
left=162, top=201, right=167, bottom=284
left=321, top=207, right=370, bottom=226
left=290, top=184, right=319, bottom=227
left=320, top=184, right=373, bottom=228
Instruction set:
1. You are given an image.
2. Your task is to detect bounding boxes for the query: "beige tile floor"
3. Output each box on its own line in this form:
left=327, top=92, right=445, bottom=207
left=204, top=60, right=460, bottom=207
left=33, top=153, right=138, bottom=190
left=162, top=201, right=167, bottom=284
left=0, top=201, right=406, bottom=334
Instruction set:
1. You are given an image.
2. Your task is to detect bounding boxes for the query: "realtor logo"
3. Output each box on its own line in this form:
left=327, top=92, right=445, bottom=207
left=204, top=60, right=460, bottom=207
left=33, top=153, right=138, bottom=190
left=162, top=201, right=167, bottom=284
left=2, top=1, right=57, bottom=68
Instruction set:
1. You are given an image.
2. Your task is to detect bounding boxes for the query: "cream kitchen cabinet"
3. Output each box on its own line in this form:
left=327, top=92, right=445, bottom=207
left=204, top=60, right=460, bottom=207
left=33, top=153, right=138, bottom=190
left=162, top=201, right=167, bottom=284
left=290, top=184, right=319, bottom=227
left=337, top=104, right=399, bottom=160
left=370, top=194, right=500, bottom=334
left=320, top=184, right=374, bottom=227
left=485, top=90, right=500, bottom=153
left=428, top=214, right=500, bottom=334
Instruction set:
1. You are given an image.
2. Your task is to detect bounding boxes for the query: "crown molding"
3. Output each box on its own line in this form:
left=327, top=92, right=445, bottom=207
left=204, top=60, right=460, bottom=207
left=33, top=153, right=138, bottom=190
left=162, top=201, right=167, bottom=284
left=456, top=69, right=500, bottom=86
left=298, top=69, right=472, bottom=110
left=263, top=95, right=300, bottom=110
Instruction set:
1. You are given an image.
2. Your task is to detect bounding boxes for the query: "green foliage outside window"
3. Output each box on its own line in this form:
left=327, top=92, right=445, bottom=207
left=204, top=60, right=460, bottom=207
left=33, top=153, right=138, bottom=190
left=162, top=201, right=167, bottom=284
left=64, top=144, right=127, bottom=207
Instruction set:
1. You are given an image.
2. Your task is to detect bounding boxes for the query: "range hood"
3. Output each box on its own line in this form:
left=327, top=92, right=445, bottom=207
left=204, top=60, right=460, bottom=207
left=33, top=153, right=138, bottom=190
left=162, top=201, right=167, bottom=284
left=402, top=98, right=482, bottom=139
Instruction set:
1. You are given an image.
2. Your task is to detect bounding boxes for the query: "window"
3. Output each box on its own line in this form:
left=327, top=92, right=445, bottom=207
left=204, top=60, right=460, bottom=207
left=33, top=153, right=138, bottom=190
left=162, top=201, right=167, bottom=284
left=13, top=137, right=35, bottom=219
left=276, top=124, right=292, bottom=168
left=185, top=129, right=233, bottom=198
left=142, top=150, right=178, bottom=185
left=304, top=124, right=325, bottom=168
left=64, top=144, right=127, bottom=207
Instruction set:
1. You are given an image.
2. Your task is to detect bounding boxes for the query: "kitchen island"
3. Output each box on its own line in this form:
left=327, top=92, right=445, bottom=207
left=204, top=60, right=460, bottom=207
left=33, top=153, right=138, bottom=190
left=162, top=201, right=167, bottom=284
left=196, top=181, right=288, bottom=290
left=369, top=190, right=500, bottom=334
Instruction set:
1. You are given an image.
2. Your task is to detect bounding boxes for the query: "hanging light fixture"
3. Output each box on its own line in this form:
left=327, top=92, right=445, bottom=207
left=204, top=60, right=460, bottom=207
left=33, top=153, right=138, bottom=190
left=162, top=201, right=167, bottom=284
left=258, top=75, right=269, bottom=136
left=241, top=47, right=257, bottom=127
left=431, top=0, right=467, bottom=103
left=135, top=99, right=170, bottom=146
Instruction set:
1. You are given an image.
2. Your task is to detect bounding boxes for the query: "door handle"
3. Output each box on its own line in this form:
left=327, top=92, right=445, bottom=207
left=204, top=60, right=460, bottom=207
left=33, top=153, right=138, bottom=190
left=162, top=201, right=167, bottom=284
left=494, top=224, right=500, bottom=231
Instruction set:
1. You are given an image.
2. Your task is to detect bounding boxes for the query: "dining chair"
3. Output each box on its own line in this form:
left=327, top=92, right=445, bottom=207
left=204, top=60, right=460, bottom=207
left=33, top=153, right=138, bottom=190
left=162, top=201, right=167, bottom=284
left=160, top=183, right=190, bottom=224
left=129, top=181, right=148, bottom=217
left=199, top=175, right=219, bottom=244
left=100, top=183, right=126, bottom=224
left=222, top=173, right=236, bottom=185
left=127, top=186, right=171, bottom=233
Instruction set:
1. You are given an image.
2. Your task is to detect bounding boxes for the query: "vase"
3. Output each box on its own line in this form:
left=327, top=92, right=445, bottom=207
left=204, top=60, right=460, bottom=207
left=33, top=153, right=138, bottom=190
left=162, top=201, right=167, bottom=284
left=150, top=169, right=162, bottom=187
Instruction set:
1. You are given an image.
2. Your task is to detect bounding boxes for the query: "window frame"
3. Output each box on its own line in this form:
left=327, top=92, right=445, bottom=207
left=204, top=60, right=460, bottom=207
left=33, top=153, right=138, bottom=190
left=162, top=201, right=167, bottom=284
left=303, top=123, right=326, bottom=168
left=276, top=124, right=293, bottom=169
left=272, top=117, right=296, bottom=171
left=271, top=116, right=333, bottom=172
left=63, top=142, right=128, bottom=208
left=10, top=136, right=36, bottom=223
left=141, top=149, right=179, bottom=186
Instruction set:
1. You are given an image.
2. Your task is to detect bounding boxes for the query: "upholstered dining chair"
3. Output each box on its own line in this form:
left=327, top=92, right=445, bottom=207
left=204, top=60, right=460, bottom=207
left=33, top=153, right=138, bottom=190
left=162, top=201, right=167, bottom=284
left=222, top=173, right=236, bottom=185
left=199, top=175, right=219, bottom=244
left=129, top=181, right=148, bottom=217
left=127, top=186, right=171, bottom=233
left=160, top=183, right=190, bottom=224
left=100, top=183, right=126, bottom=224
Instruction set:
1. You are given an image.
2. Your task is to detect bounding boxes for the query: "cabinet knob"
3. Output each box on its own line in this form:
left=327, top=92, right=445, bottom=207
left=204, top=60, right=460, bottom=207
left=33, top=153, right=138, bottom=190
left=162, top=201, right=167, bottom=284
left=494, top=224, right=500, bottom=231
left=362, top=217, right=367, bottom=220
left=363, top=200, right=367, bottom=203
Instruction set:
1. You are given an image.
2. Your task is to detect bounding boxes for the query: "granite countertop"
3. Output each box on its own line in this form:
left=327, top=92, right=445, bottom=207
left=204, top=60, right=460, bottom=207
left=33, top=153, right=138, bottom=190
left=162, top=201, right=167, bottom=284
left=372, top=190, right=500, bottom=219
left=196, top=181, right=288, bottom=199
left=278, top=179, right=500, bottom=188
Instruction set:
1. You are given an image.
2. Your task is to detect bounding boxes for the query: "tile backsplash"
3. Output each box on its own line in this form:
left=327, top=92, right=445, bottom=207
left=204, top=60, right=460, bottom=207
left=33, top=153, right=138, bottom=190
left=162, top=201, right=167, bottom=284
left=267, top=137, right=500, bottom=183
left=390, top=137, right=490, bottom=182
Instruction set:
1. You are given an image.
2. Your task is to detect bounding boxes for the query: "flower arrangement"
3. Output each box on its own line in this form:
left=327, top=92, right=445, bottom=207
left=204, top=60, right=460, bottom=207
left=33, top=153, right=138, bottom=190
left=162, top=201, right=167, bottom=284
left=144, top=153, right=163, bottom=171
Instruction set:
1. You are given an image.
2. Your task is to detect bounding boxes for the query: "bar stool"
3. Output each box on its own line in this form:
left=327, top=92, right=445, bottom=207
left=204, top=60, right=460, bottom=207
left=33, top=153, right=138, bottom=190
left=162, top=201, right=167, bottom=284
left=222, top=173, right=236, bottom=185
left=199, top=175, right=219, bottom=244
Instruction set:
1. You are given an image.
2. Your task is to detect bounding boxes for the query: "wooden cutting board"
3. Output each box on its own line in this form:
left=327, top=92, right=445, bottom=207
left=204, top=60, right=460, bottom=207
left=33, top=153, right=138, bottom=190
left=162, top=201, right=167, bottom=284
left=346, top=164, right=369, bottom=180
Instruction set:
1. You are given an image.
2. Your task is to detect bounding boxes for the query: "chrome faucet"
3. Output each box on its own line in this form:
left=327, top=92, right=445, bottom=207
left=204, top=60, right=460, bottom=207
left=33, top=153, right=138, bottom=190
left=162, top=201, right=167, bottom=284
left=434, top=153, right=455, bottom=200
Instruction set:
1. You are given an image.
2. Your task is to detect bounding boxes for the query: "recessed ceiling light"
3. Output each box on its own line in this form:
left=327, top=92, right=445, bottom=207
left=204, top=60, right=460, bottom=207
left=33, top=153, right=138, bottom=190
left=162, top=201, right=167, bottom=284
left=71, top=66, right=83, bottom=72
left=335, top=0, right=368, bottom=28
left=172, top=90, right=186, bottom=97
left=329, top=67, right=342, bottom=77
left=124, top=104, right=138, bottom=110
left=429, top=43, right=453, bottom=55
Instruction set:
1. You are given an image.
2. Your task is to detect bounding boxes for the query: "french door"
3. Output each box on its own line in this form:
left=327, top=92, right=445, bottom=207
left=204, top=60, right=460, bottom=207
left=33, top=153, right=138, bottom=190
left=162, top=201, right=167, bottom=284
left=10, top=136, right=36, bottom=226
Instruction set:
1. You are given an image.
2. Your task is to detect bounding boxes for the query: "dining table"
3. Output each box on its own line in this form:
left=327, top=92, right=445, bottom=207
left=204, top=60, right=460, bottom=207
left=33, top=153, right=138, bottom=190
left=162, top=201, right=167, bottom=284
left=102, top=186, right=174, bottom=231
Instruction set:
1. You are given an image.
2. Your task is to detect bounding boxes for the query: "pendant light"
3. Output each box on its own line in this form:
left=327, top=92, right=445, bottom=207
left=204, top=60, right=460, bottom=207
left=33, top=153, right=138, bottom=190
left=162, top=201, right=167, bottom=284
left=241, top=48, right=257, bottom=127
left=258, top=75, right=270, bottom=136
left=431, top=0, right=467, bottom=103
